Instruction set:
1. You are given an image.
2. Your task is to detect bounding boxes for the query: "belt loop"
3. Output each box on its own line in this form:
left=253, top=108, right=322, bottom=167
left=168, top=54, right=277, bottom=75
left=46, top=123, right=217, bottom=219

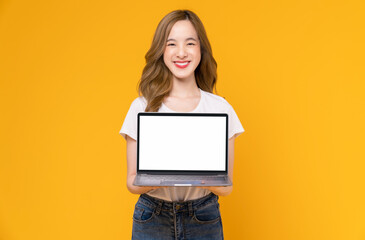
left=188, top=202, right=193, bottom=216
left=155, top=200, right=163, bottom=215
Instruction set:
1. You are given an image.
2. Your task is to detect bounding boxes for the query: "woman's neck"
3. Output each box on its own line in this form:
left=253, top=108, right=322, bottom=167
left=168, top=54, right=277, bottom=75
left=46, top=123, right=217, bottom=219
left=169, top=75, right=200, bottom=98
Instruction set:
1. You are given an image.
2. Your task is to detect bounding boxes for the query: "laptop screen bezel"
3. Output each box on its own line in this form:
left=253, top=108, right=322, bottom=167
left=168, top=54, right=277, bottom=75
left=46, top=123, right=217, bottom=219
left=136, top=112, right=229, bottom=175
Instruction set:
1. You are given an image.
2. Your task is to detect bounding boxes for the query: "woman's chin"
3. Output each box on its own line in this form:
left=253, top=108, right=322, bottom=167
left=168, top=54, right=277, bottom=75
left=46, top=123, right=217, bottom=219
left=172, top=73, right=195, bottom=81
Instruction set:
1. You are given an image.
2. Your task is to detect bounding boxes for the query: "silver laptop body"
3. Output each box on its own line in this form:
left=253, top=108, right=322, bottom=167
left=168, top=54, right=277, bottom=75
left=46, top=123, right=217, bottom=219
left=133, top=112, right=232, bottom=187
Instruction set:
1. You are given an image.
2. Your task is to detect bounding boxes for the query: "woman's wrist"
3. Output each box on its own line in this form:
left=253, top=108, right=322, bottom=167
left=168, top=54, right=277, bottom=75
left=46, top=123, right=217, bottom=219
left=198, top=185, right=233, bottom=196
left=127, top=185, right=157, bottom=195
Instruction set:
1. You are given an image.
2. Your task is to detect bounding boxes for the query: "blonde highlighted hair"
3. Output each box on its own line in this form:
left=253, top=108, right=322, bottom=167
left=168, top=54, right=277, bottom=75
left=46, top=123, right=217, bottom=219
left=137, top=9, right=219, bottom=112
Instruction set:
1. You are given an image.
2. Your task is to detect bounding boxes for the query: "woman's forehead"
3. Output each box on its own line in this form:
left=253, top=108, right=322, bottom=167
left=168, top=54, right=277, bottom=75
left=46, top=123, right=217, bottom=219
left=168, top=20, right=198, bottom=40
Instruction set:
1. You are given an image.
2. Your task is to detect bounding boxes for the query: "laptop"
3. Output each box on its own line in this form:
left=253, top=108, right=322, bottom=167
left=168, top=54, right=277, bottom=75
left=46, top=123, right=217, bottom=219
left=133, top=112, right=232, bottom=187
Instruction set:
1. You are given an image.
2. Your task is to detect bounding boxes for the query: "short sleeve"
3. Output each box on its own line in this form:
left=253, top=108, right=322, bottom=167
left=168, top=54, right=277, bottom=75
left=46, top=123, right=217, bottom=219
left=119, top=98, right=144, bottom=141
left=227, top=104, right=245, bottom=139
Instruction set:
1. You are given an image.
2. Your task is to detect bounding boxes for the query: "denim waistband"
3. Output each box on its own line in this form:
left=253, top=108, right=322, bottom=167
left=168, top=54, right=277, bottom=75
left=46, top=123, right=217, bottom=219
left=138, top=192, right=218, bottom=213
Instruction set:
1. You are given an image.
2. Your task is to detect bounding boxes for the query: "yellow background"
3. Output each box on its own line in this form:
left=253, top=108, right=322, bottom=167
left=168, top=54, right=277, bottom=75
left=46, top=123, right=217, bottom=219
left=1, top=0, right=364, bottom=239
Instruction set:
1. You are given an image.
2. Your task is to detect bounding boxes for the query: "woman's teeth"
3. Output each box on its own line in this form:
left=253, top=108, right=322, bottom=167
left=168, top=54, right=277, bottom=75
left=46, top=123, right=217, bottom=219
left=175, top=62, right=189, bottom=66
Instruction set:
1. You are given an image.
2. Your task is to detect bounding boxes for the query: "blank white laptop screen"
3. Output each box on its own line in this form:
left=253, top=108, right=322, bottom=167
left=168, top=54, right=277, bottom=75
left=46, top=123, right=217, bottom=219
left=138, top=115, right=227, bottom=171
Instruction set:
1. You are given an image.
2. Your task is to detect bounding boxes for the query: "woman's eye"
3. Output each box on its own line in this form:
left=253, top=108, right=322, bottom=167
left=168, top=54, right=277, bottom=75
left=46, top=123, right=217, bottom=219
left=167, top=43, right=195, bottom=46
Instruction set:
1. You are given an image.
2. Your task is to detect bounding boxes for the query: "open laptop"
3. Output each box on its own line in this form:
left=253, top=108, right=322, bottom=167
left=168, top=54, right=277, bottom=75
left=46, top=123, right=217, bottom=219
left=133, top=112, right=232, bottom=187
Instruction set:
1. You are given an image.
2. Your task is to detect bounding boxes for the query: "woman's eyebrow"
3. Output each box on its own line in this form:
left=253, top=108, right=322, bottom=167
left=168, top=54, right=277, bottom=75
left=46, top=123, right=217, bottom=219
left=166, top=37, right=197, bottom=42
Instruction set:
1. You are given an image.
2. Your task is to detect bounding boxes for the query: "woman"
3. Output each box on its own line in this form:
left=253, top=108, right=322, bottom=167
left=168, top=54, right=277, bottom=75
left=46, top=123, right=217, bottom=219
left=119, top=9, right=245, bottom=240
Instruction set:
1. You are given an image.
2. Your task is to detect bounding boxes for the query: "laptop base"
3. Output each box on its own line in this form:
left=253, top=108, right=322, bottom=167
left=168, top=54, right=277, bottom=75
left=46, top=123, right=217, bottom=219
left=133, top=174, right=232, bottom=187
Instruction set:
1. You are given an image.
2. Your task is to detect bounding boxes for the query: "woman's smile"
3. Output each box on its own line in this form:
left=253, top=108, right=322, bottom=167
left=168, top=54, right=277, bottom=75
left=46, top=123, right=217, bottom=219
left=174, top=61, right=190, bottom=68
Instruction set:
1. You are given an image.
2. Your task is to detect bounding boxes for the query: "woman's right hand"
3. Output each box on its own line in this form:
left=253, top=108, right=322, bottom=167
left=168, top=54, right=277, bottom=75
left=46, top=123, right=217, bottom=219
left=126, top=173, right=160, bottom=194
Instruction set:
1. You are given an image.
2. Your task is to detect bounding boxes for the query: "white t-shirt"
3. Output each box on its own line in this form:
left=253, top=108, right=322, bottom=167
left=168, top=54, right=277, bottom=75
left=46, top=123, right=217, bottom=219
left=119, top=88, right=245, bottom=201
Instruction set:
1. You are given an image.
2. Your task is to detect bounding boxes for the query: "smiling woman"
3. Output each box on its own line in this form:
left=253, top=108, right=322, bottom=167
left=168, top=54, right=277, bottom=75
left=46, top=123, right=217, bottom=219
left=119, top=9, right=245, bottom=240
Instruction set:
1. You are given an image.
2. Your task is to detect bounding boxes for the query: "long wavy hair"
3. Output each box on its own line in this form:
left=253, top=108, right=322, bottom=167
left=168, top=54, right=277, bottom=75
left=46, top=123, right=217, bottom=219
left=137, top=9, right=219, bottom=112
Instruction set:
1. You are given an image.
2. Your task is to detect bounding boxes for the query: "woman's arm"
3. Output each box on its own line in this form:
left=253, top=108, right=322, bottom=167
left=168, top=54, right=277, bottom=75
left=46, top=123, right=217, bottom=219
left=199, top=136, right=236, bottom=196
left=126, top=135, right=157, bottom=194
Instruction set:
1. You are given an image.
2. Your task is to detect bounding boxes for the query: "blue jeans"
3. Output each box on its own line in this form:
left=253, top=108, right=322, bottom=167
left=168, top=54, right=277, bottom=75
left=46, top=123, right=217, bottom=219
left=132, top=192, right=224, bottom=240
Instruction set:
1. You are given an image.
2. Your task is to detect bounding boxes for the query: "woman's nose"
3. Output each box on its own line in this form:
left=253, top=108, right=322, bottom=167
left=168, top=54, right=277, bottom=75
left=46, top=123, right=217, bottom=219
left=176, top=45, right=187, bottom=58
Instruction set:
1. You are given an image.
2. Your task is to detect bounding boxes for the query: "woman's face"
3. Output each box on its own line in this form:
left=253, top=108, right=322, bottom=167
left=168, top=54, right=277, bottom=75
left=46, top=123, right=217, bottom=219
left=163, top=20, right=201, bottom=81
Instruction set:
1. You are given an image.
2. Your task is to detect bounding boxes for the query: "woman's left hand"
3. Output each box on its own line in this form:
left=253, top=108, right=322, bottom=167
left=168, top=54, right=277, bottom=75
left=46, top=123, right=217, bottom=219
left=196, top=185, right=233, bottom=196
